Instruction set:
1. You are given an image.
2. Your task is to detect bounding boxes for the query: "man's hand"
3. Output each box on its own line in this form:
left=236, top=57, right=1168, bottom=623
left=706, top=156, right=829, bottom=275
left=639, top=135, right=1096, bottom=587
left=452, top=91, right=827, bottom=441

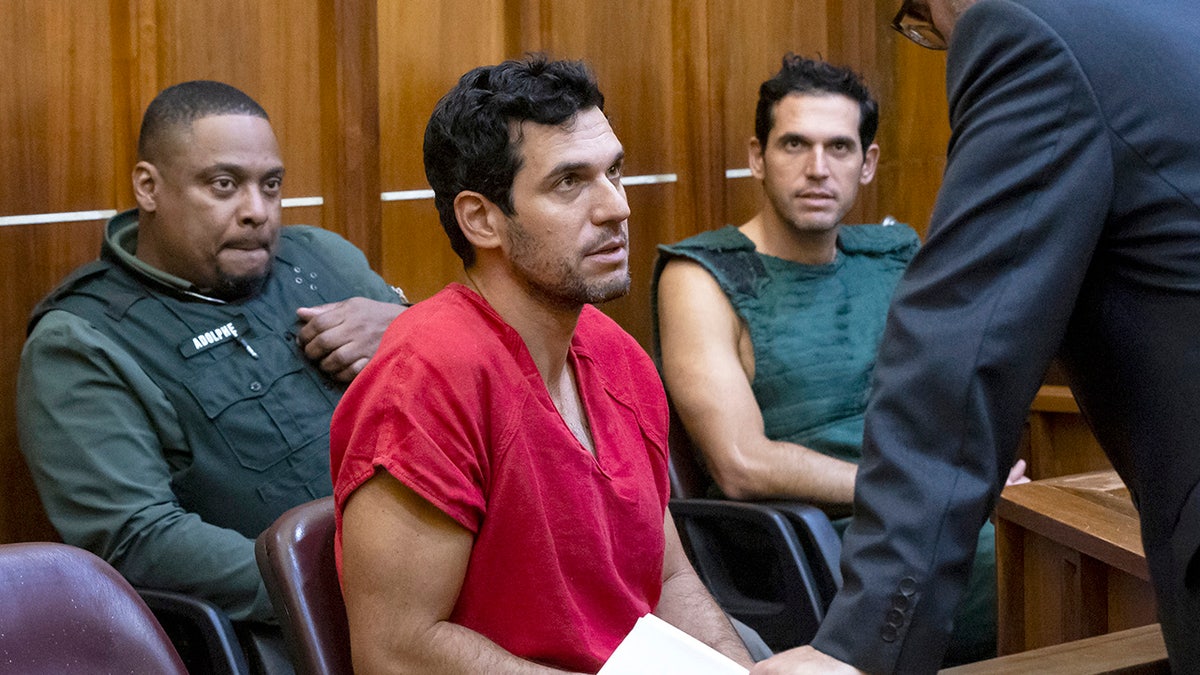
left=296, top=297, right=405, bottom=382
left=1005, top=458, right=1031, bottom=486
left=748, top=646, right=866, bottom=674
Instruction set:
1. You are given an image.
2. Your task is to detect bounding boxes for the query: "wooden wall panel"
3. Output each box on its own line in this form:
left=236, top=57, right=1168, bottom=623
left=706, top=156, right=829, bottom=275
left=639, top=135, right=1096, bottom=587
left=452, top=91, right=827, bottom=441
left=284, top=204, right=324, bottom=228
left=825, top=0, right=882, bottom=225
left=376, top=0, right=509, bottom=298
left=381, top=200, right=466, bottom=302
left=875, top=34, right=950, bottom=237
left=148, top=0, right=325, bottom=218
left=709, top=0, right=829, bottom=231
left=1, top=1, right=118, bottom=213
left=519, top=1, right=700, bottom=176
left=377, top=0, right=509, bottom=191
left=0, top=0, right=122, bottom=545
left=317, top=0, right=381, bottom=260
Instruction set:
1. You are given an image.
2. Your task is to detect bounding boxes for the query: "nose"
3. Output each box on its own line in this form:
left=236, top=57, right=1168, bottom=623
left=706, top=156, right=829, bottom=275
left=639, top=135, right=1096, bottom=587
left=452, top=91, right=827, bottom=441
left=806, top=147, right=831, bottom=179
left=594, top=176, right=631, bottom=226
left=239, top=186, right=272, bottom=227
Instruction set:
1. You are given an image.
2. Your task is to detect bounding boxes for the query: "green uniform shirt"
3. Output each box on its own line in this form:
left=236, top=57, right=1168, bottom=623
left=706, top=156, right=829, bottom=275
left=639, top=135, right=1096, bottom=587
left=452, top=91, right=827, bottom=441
left=17, top=209, right=404, bottom=621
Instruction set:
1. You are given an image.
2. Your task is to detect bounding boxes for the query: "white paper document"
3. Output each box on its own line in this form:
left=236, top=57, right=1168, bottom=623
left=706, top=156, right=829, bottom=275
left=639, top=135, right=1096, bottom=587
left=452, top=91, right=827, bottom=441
left=598, top=613, right=749, bottom=675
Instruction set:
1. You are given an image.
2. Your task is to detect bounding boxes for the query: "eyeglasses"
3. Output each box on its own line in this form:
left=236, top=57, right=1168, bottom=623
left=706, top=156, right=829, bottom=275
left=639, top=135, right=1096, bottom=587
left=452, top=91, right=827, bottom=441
left=891, top=0, right=948, bottom=50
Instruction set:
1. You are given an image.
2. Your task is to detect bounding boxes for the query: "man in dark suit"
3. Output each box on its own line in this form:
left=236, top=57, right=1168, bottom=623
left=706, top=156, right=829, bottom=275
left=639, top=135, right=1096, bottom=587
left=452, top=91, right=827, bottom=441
left=751, top=1, right=1200, bottom=673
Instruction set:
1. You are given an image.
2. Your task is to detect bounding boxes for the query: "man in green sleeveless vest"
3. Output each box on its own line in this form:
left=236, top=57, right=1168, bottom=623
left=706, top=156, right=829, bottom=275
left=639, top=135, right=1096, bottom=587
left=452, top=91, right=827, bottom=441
left=16, top=81, right=407, bottom=635
left=653, top=55, right=1025, bottom=666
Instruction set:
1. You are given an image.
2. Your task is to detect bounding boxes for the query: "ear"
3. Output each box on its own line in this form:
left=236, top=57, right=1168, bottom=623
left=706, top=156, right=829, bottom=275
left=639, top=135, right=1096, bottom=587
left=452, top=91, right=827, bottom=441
left=453, top=191, right=505, bottom=254
left=132, top=161, right=160, bottom=212
left=748, top=137, right=766, bottom=180
left=859, top=144, right=880, bottom=185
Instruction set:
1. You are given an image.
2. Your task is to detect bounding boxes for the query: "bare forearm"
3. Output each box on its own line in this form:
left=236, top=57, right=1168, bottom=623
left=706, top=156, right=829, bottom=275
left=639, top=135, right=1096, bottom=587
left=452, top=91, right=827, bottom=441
left=655, top=568, right=754, bottom=668
left=355, top=620, right=587, bottom=675
left=708, top=438, right=857, bottom=504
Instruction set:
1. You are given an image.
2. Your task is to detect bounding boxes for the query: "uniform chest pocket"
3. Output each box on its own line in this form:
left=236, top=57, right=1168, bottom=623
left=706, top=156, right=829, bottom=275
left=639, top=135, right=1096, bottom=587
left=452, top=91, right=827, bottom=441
left=182, top=335, right=341, bottom=471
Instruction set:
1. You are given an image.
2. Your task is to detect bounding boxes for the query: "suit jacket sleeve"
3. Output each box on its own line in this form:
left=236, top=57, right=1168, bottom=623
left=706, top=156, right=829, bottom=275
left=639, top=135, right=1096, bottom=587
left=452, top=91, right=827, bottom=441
left=811, top=2, right=1114, bottom=671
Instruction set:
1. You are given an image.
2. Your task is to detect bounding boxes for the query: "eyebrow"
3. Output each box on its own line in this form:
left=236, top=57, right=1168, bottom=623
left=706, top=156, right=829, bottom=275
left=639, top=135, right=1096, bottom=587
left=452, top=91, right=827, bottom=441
left=201, top=162, right=286, bottom=178
left=545, top=150, right=625, bottom=180
left=776, top=132, right=857, bottom=148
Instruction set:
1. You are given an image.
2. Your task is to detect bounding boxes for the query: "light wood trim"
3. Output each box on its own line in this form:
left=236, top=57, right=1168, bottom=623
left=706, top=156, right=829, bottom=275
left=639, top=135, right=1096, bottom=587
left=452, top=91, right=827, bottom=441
left=941, top=623, right=1168, bottom=674
left=1031, top=385, right=1081, bottom=413
left=997, top=471, right=1147, bottom=581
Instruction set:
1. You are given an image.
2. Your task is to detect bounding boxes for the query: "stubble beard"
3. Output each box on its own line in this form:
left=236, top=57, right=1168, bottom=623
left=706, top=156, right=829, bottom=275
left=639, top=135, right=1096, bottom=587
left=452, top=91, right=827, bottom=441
left=767, top=192, right=840, bottom=236
left=210, top=265, right=271, bottom=301
left=527, top=268, right=631, bottom=311
left=508, top=218, right=631, bottom=310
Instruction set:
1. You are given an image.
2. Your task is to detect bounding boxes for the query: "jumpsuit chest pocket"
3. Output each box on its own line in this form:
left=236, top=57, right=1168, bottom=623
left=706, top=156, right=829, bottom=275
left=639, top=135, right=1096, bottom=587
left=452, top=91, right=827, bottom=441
left=181, top=334, right=341, bottom=471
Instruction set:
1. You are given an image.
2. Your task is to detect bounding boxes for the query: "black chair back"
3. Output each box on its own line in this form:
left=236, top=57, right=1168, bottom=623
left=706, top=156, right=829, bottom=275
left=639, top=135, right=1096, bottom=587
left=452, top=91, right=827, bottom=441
left=665, top=404, right=845, bottom=651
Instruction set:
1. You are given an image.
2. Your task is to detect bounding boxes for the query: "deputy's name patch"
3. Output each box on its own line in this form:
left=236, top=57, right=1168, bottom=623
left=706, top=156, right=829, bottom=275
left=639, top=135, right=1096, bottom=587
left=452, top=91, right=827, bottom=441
left=179, top=318, right=253, bottom=357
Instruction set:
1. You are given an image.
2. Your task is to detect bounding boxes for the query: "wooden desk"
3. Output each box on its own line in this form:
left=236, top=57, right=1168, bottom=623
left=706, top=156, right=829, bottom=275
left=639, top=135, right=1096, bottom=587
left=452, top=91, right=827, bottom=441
left=941, top=623, right=1168, bottom=674
left=1021, top=385, right=1112, bottom=479
left=995, top=471, right=1157, bottom=655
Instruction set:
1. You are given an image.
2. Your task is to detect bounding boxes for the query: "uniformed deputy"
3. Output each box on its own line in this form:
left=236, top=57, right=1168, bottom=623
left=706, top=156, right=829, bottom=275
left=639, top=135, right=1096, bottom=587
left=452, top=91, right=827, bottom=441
left=16, top=81, right=407, bottom=629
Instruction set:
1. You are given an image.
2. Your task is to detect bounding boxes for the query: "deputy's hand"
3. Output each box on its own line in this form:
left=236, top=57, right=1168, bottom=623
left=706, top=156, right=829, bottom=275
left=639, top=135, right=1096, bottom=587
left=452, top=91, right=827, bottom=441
left=296, top=298, right=405, bottom=382
left=749, top=646, right=866, bottom=675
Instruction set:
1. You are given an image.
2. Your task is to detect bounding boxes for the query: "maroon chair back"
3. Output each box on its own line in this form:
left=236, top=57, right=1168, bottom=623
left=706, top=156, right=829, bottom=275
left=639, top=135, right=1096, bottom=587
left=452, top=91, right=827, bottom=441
left=255, top=496, right=351, bottom=675
left=0, top=542, right=187, bottom=674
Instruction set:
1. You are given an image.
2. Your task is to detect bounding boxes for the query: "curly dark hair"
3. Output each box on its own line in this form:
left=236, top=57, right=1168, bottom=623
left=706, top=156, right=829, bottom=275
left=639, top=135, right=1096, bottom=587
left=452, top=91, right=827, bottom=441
left=755, top=54, right=878, bottom=153
left=423, top=54, right=605, bottom=267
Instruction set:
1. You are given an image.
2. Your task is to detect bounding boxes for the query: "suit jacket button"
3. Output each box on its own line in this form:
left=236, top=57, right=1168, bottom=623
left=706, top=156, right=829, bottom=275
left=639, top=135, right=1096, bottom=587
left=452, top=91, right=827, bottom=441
left=899, top=577, right=917, bottom=596
left=886, top=608, right=905, bottom=628
left=881, top=625, right=898, bottom=643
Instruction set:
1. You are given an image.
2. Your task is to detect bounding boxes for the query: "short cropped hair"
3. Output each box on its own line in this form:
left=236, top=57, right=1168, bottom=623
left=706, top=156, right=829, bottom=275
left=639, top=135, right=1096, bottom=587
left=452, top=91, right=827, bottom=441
left=138, top=80, right=269, bottom=162
left=423, top=54, right=605, bottom=267
left=755, top=54, right=878, bottom=153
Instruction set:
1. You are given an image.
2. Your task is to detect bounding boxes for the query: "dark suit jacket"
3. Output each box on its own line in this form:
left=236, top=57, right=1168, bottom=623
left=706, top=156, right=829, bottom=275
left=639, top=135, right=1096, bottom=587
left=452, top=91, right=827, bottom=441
left=812, top=1, right=1200, bottom=671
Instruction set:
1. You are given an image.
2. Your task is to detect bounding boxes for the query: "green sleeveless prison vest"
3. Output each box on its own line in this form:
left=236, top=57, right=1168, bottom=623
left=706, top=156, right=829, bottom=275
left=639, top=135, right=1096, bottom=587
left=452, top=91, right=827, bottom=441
left=653, top=224, right=918, bottom=463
